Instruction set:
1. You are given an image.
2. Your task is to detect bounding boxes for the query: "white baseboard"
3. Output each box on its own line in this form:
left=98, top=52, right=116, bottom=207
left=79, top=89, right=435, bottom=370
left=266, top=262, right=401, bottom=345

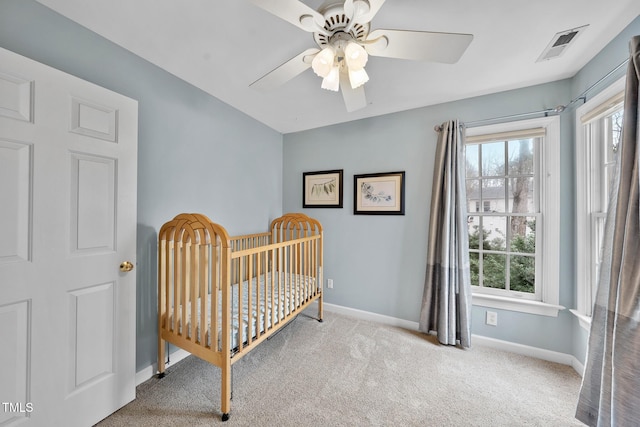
left=135, top=301, right=585, bottom=385
left=135, top=348, right=192, bottom=386
left=471, top=335, right=584, bottom=376
left=314, top=302, right=420, bottom=330
left=316, top=301, right=585, bottom=377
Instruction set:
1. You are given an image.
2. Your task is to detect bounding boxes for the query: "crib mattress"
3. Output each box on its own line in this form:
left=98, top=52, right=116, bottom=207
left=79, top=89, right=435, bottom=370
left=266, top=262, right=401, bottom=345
left=171, top=272, right=316, bottom=351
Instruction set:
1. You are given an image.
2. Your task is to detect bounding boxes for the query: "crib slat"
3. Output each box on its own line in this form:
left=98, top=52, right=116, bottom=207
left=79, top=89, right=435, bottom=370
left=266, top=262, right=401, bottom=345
left=237, top=256, right=243, bottom=353
left=181, top=240, right=188, bottom=337
left=247, top=254, right=253, bottom=345
left=290, top=242, right=294, bottom=311
left=278, top=246, right=283, bottom=324
left=262, top=250, right=268, bottom=335
left=256, top=251, right=262, bottom=340
left=212, top=239, right=219, bottom=351
left=165, top=240, right=172, bottom=332
left=269, top=250, right=277, bottom=328
left=190, top=240, right=197, bottom=343
left=173, top=241, right=180, bottom=334
left=199, top=241, right=207, bottom=346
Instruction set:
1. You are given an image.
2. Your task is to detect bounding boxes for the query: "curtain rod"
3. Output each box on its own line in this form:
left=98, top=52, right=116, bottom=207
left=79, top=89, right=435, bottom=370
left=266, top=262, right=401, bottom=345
left=434, top=57, right=630, bottom=132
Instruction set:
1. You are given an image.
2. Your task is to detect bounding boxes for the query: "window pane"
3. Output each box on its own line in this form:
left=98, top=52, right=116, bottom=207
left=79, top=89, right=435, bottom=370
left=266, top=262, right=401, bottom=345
left=470, top=252, right=479, bottom=286
left=510, top=255, right=535, bottom=293
left=510, top=217, right=536, bottom=253
left=466, top=179, right=481, bottom=209
left=607, top=110, right=623, bottom=159
left=508, top=176, right=535, bottom=213
left=468, top=216, right=480, bottom=250
left=466, top=144, right=479, bottom=177
left=483, top=216, right=506, bottom=251
left=482, top=179, right=505, bottom=213
left=605, top=165, right=616, bottom=202
left=508, top=139, right=534, bottom=175
left=483, top=253, right=506, bottom=289
left=481, top=141, right=505, bottom=176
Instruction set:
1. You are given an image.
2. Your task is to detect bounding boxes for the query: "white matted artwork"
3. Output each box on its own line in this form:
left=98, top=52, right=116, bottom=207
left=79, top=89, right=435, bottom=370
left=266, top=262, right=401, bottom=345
left=303, top=169, right=343, bottom=208
left=354, top=171, right=405, bottom=215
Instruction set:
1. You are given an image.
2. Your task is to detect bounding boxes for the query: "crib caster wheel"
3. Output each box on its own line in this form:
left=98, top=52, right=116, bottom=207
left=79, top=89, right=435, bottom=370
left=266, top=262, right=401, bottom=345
left=318, top=319, right=324, bottom=323
left=221, top=413, right=230, bottom=421
left=157, top=372, right=166, bottom=379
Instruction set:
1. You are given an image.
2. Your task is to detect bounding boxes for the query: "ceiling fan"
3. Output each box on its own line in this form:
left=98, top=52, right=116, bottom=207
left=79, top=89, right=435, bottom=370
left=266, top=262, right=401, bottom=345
left=249, top=0, right=474, bottom=112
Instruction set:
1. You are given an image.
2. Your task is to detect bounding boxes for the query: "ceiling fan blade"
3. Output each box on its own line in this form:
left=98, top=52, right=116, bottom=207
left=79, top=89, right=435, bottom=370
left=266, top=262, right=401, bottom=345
left=339, top=71, right=367, bottom=112
left=250, top=0, right=325, bottom=32
left=352, top=0, right=386, bottom=24
left=365, top=29, right=473, bottom=63
left=250, top=48, right=320, bottom=90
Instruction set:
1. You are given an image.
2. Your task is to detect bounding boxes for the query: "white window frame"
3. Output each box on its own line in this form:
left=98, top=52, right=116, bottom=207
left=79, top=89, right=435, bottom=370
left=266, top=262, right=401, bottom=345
left=572, top=76, right=625, bottom=330
left=465, top=116, right=563, bottom=317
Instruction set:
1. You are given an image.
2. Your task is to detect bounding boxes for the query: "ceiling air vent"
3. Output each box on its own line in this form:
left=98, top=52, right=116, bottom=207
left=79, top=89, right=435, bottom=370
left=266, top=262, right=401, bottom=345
left=536, top=25, right=588, bottom=62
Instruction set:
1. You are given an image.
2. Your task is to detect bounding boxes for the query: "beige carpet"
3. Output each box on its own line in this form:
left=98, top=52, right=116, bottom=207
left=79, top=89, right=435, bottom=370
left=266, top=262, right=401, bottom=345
left=97, top=312, right=584, bottom=426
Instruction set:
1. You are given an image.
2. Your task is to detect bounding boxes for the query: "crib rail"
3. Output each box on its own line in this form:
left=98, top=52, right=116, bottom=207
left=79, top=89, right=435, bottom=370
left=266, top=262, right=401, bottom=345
left=229, top=233, right=322, bottom=357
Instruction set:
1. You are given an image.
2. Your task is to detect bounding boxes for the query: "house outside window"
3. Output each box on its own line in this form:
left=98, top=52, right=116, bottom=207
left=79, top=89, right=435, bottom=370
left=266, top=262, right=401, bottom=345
left=465, top=116, right=562, bottom=316
left=573, top=77, right=625, bottom=329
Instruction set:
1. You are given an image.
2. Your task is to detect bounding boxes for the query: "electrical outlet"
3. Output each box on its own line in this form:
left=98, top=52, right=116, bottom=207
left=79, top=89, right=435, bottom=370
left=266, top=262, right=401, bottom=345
left=327, top=279, right=333, bottom=289
left=486, top=311, right=498, bottom=326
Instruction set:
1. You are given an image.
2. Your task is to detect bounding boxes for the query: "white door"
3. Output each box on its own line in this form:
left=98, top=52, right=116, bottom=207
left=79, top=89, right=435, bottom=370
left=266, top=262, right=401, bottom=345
left=0, top=47, right=137, bottom=427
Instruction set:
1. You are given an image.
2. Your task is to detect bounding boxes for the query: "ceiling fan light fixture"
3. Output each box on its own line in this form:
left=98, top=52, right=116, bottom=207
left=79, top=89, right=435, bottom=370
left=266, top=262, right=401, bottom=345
left=321, top=65, right=340, bottom=91
left=311, top=47, right=336, bottom=77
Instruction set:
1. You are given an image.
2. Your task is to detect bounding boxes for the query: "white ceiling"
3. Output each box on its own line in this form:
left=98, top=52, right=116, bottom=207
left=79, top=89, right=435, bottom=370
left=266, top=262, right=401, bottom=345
left=36, top=0, right=640, bottom=134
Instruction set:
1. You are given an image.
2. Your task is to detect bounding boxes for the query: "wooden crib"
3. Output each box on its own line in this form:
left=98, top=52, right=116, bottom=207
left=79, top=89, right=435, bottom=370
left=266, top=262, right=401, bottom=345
left=157, top=212, right=323, bottom=421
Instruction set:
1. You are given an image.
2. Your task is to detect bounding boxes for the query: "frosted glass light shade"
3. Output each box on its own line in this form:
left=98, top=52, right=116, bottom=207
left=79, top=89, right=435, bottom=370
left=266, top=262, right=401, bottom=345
left=348, top=67, right=369, bottom=88
left=312, top=47, right=336, bottom=78
left=344, top=42, right=368, bottom=70
left=321, top=66, right=340, bottom=91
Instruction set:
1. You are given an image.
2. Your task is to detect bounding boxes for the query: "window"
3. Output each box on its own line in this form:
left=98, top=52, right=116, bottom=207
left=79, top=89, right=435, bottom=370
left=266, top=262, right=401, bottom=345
left=573, top=77, right=625, bottom=329
left=465, top=117, right=562, bottom=316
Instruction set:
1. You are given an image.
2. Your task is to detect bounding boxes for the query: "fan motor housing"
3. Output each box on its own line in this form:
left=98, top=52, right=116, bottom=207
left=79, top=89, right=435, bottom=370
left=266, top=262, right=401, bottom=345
left=313, top=3, right=370, bottom=49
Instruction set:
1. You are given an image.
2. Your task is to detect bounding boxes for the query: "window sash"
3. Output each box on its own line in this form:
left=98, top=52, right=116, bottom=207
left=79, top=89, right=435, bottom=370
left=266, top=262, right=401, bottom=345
left=574, top=76, right=625, bottom=322
left=465, top=133, right=543, bottom=301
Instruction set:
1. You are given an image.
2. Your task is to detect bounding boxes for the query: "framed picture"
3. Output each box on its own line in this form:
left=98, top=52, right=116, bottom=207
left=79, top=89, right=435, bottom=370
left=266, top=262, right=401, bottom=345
left=354, top=171, right=405, bottom=215
left=303, top=169, right=344, bottom=208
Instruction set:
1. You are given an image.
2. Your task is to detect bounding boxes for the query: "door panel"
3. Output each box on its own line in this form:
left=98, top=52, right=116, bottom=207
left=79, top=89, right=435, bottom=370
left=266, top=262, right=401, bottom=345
left=0, top=140, right=31, bottom=263
left=0, top=301, right=30, bottom=426
left=69, top=282, right=115, bottom=390
left=0, top=47, right=137, bottom=427
left=70, top=153, right=116, bottom=253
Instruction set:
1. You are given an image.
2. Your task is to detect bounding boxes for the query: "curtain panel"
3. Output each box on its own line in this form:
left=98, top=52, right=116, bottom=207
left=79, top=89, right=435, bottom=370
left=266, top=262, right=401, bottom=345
left=576, top=35, right=640, bottom=427
left=419, top=120, right=472, bottom=348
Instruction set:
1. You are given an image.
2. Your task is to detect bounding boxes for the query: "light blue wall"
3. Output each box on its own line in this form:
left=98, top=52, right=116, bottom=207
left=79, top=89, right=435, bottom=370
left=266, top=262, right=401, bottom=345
left=0, top=0, right=283, bottom=371
left=283, top=81, right=575, bottom=354
left=283, top=15, right=640, bottom=359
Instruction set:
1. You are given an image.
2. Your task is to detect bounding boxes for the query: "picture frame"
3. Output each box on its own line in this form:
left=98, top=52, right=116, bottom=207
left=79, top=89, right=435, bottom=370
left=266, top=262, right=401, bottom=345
left=354, top=171, right=405, bottom=215
left=303, top=169, right=344, bottom=208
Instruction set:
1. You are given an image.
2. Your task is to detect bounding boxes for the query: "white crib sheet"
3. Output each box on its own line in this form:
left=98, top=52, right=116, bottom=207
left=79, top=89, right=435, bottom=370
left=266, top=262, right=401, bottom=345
left=174, top=272, right=316, bottom=351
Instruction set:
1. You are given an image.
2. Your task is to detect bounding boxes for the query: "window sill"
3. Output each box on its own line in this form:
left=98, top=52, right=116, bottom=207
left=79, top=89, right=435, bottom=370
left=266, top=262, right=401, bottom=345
left=569, top=309, right=592, bottom=331
left=472, top=293, right=565, bottom=317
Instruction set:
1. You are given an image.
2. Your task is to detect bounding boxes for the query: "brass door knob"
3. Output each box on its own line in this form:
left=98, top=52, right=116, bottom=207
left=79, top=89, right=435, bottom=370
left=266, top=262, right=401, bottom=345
left=120, top=261, right=134, bottom=272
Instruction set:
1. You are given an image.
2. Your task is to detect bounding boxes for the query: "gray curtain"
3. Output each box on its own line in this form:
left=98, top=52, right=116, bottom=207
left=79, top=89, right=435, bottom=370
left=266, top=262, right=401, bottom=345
left=576, top=35, right=640, bottom=426
left=419, top=120, right=472, bottom=347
